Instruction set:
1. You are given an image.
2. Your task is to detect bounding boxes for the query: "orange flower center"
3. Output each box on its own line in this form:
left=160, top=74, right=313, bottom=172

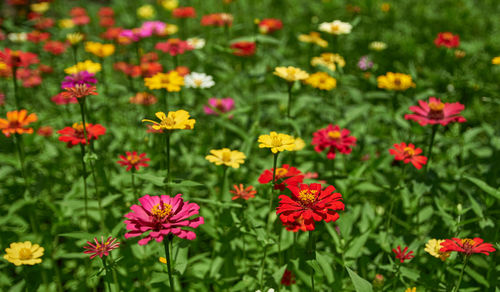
left=442, top=33, right=453, bottom=40
left=428, top=101, right=445, bottom=119
left=298, top=189, right=318, bottom=205
left=327, top=130, right=341, bottom=139
left=127, top=154, right=141, bottom=165
left=151, top=203, right=172, bottom=221
left=19, top=248, right=32, bottom=260
left=275, top=167, right=288, bottom=177
left=403, top=147, right=414, bottom=157
left=72, top=122, right=89, bottom=136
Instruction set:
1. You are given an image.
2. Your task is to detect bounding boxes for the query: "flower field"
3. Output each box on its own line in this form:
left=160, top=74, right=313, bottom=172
left=1, top=0, right=500, bottom=291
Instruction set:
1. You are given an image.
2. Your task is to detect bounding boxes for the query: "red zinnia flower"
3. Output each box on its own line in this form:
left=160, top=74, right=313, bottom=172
left=51, top=92, right=77, bottom=105
left=405, top=97, right=466, bottom=126
left=57, top=123, right=106, bottom=147
left=101, top=27, right=123, bottom=41
left=440, top=238, right=496, bottom=256
left=0, top=109, right=38, bottom=137
left=276, top=183, right=344, bottom=231
left=70, top=7, right=90, bottom=26
left=258, top=164, right=304, bottom=191
left=37, top=126, right=53, bottom=137
left=98, top=7, right=114, bottom=18
left=201, top=13, right=233, bottom=27
left=155, top=39, right=194, bottom=56
left=312, top=124, right=356, bottom=160
left=259, top=18, right=283, bottom=34
left=281, top=269, right=296, bottom=286
left=0, top=48, right=39, bottom=68
left=27, top=30, right=50, bottom=43
left=230, top=184, right=257, bottom=200
left=99, top=17, right=115, bottom=28
left=434, top=32, right=460, bottom=48
left=117, top=151, right=150, bottom=171
left=283, top=215, right=310, bottom=232
left=61, top=84, right=98, bottom=100
left=173, top=7, right=196, bottom=18
left=392, top=246, right=414, bottom=263
left=83, top=236, right=120, bottom=260
left=124, top=194, right=204, bottom=245
left=389, top=142, right=428, bottom=170
left=230, top=41, right=256, bottom=57
left=34, top=17, right=55, bottom=30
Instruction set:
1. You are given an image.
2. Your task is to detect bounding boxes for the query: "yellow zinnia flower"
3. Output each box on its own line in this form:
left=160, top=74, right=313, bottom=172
left=258, top=132, right=296, bottom=153
left=66, top=32, right=84, bottom=45
left=4, top=241, right=44, bottom=266
left=274, top=66, right=309, bottom=82
left=492, top=56, right=500, bottom=65
left=160, top=0, right=179, bottom=10
left=144, top=72, right=184, bottom=92
left=298, top=32, right=328, bottom=48
left=381, top=3, right=391, bottom=12
left=31, top=2, right=50, bottom=14
left=85, top=42, right=115, bottom=58
left=137, top=4, right=155, bottom=19
left=205, top=148, right=246, bottom=168
left=304, top=72, right=337, bottom=91
left=424, top=239, right=450, bottom=261
left=142, top=110, right=195, bottom=131
left=65, top=60, right=102, bottom=75
left=293, top=137, right=306, bottom=151
left=377, top=72, right=415, bottom=91
left=159, top=257, right=167, bottom=264
left=405, top=288, right=416, bottom=292
left=311, top=53, right=345, bottom=72
left=369, top=41, right=387, bottom=51
left=59, top=19, right=75, bottom=29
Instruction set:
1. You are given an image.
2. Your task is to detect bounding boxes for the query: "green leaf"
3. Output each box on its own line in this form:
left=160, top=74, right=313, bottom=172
left=166, top=180, right=204, bottom=188
left=59, top=232, right=96, bottom=240
left=346, top=267, right=373, bottom=292
left=316, top=252, right=334, bottom=283
left=272, top=265, right=287, bottom=286
left=464, top=176, right=500, bottom=200
left=135, top=173, right=166, bottom=186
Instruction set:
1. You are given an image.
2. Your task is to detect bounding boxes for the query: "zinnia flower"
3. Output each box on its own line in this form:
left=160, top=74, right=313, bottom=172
left=43, top=41, right=67, bottom=56
left=66, top=32, right=84, bottom=45
left=52, top=92, right=77, bottom=105
left=57, top=123, right=106, bottom=147
left=258, top=131, right=296, bottom=153
left=65, top=60, right=101, bottom=75
left=130, top=92, right=157, bottom=105
left=205, top=148, right=246, bottom=168
left=201, top=13, right=233, bottom=27
left=4, top=241, right=44, bottom=266
left=434, top=32, right=460, bottom=48
left=258, top=164, right=304, bottom=191
left=377, top=72, right=415, bottom=91
left=440, top=238, right=496, bottom=256
left=155, top=38, right=194, bottom=56
left=393, top=246, right=414, bottom=263
left=230, top=41, right=257, bottom=57
left=312, top=124, right=356, bottom=159
left=117, top=151, right=150, bottom=171
left=137, top=4, right=155, bottom=19
left=298, top=31, right=328, bottom=48
left=85, top=42, right=115, bottom=58
left=184, top=72, right=215, bottom=88
left=388, top=142, right=428, bottom=170
left=492, top=57, right=500, bottom=65
left=311, top=53, right=345, bottom=72
left=187, top=37, right=206, bottom=49
left=230, top=184, right=257, bottom=200
left=424, top=239, right=450, bottom=261
left=318, top=20, right=352, bottom=35
left=172, top=7, right=196, bottom=18
left=258, top=18, right=283, bottom=34
left=61, top=84, right=97, bottom=100
left=404, top=97, right=466, bottom=126
left=276, top=183, right=344, bottom=231
left=144, top=71, right=184, bottom=92
left=61, top=71, right=97, bottom=89
left=357, top=56, right=373, bottom=70
left=203, top=97, right=234, bottom=115
left=142, top=110, right=195, bottom=130
left=0, top=48, right=39, bottom=68
left=274, top=66, right=309, bottom=82
left=124, top=194, right=204, bottom=245
left=0, top=109, right=38, bottom=137
left=369, top=41, right=387, bottom=51
left=304, top=72, right=337, bottom=90
left=83, top=236, right=120, bottom=259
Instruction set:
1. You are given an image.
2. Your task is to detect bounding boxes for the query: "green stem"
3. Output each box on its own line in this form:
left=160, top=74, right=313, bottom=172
left=220, top=166, right=228, bottom=200
left=101, top=257, right=113, bottom=292
left=164, top=238, right=175, bottom=291
left=165, top=132, right=171, bottom=194
left=267, top=153, right=279, bottom=230
left=89, top=159, right=105, bottom=230
left=131, top=169, right=138, bottom=199
left=12, top=66, right=20, bottom=109
left=14, top=134, right=28, bottom=190
left=258, top=244, right=268, bottom=291
left=79, top=144, right=89, bottom=231
left=453, top=255, right=469, bottom=292
left=72, top=45, right=78, bottom=65
left=425, top=125, right=438, bottom=172
left=390, top=263, right=401, bottom=291
left=308, top=230, right=316, bottom=291
left=286, top=82, right=293, bottom=118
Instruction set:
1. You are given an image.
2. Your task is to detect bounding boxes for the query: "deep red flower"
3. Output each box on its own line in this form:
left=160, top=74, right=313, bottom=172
left=117, top=151, right=150, bottom=171
left=201, top=13, right=233, bottom=27
left=405, top=97, right=466, bottom=126
left=17, top=68, right=42, bottom=88
left=70, top=7, right=90, bottom=26
left=283, top=215, right=310, bottom=232
left=258, top=164, right=304, bottom=191
left=98, top=7, right=115, bottom=18
left=155, top=39, right=194, bottom=56
left=230, top=184, right=257, bottom=200
left=440, top=238, right=496, bottom=256
left=392, top=246, right=414, bottom=263
left=276, top=183, right=344, bottom=231
left=83, top=236, right=120, bottom=260
left=99, top=17, right=115, bottom=28
left=101, top=27, right=123, bottom=41
left=259, top=18, right=283, bottom=34
left=0, top=48, right=39, bottom=68
left=230, top=41, right=256, bottom=57
left=43, top=41, right=67, bottom=55
left=57, top=123, right=106, bottom=147
left=173, top=7, right=196, bottom=18
left=34, top=17, right=55, bottom=30
left=37, top=126, right=53, bottom=137
left=281, top=269, right=296, bottom=286
left=434, top=32, right=460, bottom=48
left=51, top=92, right=77, bottom=105
left=27, top=30, right=50, bottom=43
left=312, top=124, right=356, bottom=160
left=388, top=142, right=427, bottom=170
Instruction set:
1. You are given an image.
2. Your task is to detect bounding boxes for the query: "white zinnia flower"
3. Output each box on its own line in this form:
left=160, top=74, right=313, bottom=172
left=8, top=32, right=27, bottom=43
left=187, top=37, right=206, bottom=49
left=184, top=72, right=215, bottom=89
left=318, top=20, right=352, bottom=35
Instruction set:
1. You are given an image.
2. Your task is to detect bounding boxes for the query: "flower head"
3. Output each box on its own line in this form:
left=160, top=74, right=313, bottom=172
left=304, top=72, right=337, bottom=90
left=0, top=48, right=39, bottom=68
left=0, top=110, right=38, bottom=137
left=142, top=110, right=195, bottom=131
left=319, top=20, right=352, bottom=35
left=258, top=131, right=296, bottom=153
left=276, top=183, right=344, bottom=231
left=205, top=148, right=246, bottom=168
left=184, top=72, right=215, bottom=89
left=440, top=238, right=496, bottom=256
left=201, top=13, right=233, bottom=27
left=172, top=7, right=196, bottom=18
left=137, top=4, right=155, bottom=19
left=404, top=97, right=466, bottom=126
left=298, top=32, right=328, bottom=48
left=230, top=184, right=257, bottom=200
left=155, top=38, right=194, bottom=56
left=61, top=84, right=97, bottom=100
left=258, top=18, right=283, bottom=34
left=312, top=124, right=356, bottom=160
left=258, top=164, right=304, bottom=191
left=65, top=60, right=101, bottom=75
left=369, top=41, right=387, bottom=51
left=3, top=241, right=44, bottom=266
left=66, top=32, right=84, bottom=45
left=392, top=246, right=414, bottom=263
left=61, top=71, right=97, bottom=89
left=83, top=236, right=120, bottom=259
left=311, top=53, right=345, bottom=72
left=187, top=38, right=206, bottom=49
left=204, top=97, right=234, bottom=115
left=274, top=66, right=309, bottom=82
left=492, top=57, right=500, bottom=65
left=230, top=41, right=256, bottom=57
left=130, top=92, right=157, bottom=105
left=124, top=194, right=204, bottom=245
left=377, top=72, right=415, bottom=91
left=144, top=72, right=184, bottom=92
left=281, top=269, right=296, bottom=286
left=389, top=142, right=428, bottom=170
left=85, top=42, right=115, bottom=58
left=424, top=239, right=450, bottom=261
left=357, top=56, right=373, bottom=71
left=434, top=32, right=460, bottom=48
left=117, top=151, right=150, bottom=171
left=57, top=123, right=106, bottom=147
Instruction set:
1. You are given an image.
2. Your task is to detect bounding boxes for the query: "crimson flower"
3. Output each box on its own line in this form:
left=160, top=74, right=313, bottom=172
left=201, top=13, right=233, bottom=27
left=281, top=269, right=296, bottom=286
left=27, top=31, right=50, bottom=43
left=230, top=41, right=256, bottom=57
left=405, top=97, right=466, bottom=126
left=173, top=7, right=196, bottom=18
left=388, top=142, right=427, bottom=170
left=124, top=194, right=204, bottom=245
left=393, top=246, right=414, bottom=263
left=440, top=238, right=496, bottom=256
left=155, top=39, right=194, bottom=56
left=230, top=184, right=257, bottom=200
left=117, top=151, right=150, bottom=171
left=434, top=32, right=460, bottom=48
left=258, top=164, right=304, bottom=191
left=283, top=215, right=310, bottom=232
left=57, top=123, right=106, bottom=147
left=276, top=183, right=344, bottom=231
left=259, top=18, right=283, bottom=34
left=51, top=92, right=77, bottom=105
left=312, top=124, right=356, bottom=159
left=83, top=236, right=120, bottom=259
left=43, top=41, right=67, bottom=55
left=0, top=48, right=39, bottom=68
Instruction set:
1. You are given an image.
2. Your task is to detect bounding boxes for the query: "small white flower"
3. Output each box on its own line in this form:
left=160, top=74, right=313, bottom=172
left=255, top=289, right=275, bottom=292
left=187, top=37, right=206, bottom=49
left=184, top=72, right=215, bottom=89
left=8, top=32, right=27, bottom=42
left=369, top=41, right=387, bottom=51
left=319, top=20, right=352, bottom=35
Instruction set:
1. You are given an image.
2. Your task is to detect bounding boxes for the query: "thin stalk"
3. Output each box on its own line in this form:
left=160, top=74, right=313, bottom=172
left=258, top=244, right=268, bottom=291
left=72, top=45, right=78, bottom=65
left=79, top=144, right=89, bottom=231
left=14, top=134, right=28, bottom=190
left=12, top=66, right=20, bottom=109
left=453, top=256, right=469, bottom=292
left=89, top=159, right=105, bottom=230
left=131, top=169, right=138, bottom=199
left=390, top=263, right=401, bottom=291
left=165, top=132, right=171, bottom=193
left=425, top=124, right=438, bottom=172
left=220, top=166, right=228, bottom=200
left=163, top=238, right=175, bottom=291
left=286, top=82, right=293, bottom=118
left=267, top=153, right=279, bottom=230
left=308, top=230, right=316, bottom=291
left=101, top=257, right=113, bottom=292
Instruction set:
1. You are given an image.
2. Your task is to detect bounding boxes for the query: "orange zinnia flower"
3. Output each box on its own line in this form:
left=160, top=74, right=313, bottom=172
left=230, top=184, right=257, bottom=200
left=61, top=84, right=98, bottom=100
left=0, top=109, right=38, bottom=137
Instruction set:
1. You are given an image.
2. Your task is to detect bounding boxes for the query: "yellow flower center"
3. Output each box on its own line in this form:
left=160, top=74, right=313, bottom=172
left=160, top=117, right=175, bottom=128
left=127, top=154, right=140, bottom=164
left=271, top=136, right=283, bottom=147
left=461, top=238, right=475, bottom=248
left=72, top=122, right=89, bottom=133
left=298, top=189, right=318, bottom=205
left=275, top=167, right=288, bottom=177
left=194, top=79, right=203, bottom=87
left=19, top=248, right=32, bottom=260
left=328, top=130, right=341, bottom=139
left=221, top=150, right=232, bottom=163
left=151, top=203, right=172, bottom=220
left=442, top=33, right=453, bottom=40
left=403, top=147, right=414, bottom=157
left=429, top=101, right=445, bottom=112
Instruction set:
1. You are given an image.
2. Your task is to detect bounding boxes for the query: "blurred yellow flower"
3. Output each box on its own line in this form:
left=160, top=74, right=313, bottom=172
left=137, top=4, right=155, bottom=19
left=144, top=72, right=184, bottom=92
left=142, top=110, right=195, bottom=130
left=66, top=32, right=84, bottom=45
left=491, top=56, right=500, bottom=65
left=293, top=137, right=306, bottom=151
left=424, top=239, right=450, bottom=261
left=311, top=53, right=345, bottom=72
left=454, top=50, right=466, bottom=59
left=159, top=257, right=167, bottom=264
left=160, top=0, right=179, bottom=10
left=258, top=132, right=296, bottom=153
left=31, top=2, right=50, bottom=14
left=3, top=241, right=44, bottom=266
left=304, top=72, right=337, bottom=90
left=205, top=148, right=246, bottom=168
left=59, top=19, right=75, bottom=29
left=274, top=66, right=309, bottom=82
left=298, top=32, right=328, bottom=48
left=163, top=24, right=179, bottom=35
left=377, top=72, right=415, bottom=91
left=369, top=41, right=387, bottom=51
left=381, top=3, right=391, bottom=12
left=405, top=288, right=416, bottom=292
left=85, top=42, right=115, bottom=58
left=65, top=60, right=101, bottom=75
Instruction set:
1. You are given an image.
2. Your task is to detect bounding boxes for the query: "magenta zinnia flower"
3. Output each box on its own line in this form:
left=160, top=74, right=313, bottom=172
left=61, top=71, right=97, bottom=89
left=312, top=124, right=356, bottom=159
left=124, top=194, right=204, bottom=245
left=404, top=97, right=466, bottom=126
left=204, top=97, right=235, bottom=116
left=83, top=236, right=120, bottom=259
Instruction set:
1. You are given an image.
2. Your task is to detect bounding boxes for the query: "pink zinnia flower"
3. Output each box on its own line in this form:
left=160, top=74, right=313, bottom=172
left=140, top=21, right=167, bottom=37
left=405, top=97, right=466, bottom=126
left=312, top=124, right=356, bottom=159
left=124, top=194, right=204, bottom=245
left=83, top=236, right=120, bottom=259
left=388, top=142, right=427, bottom=170
left=155, top=38, right=194, bottom=56
left=204, top=97, right=234, bottom=116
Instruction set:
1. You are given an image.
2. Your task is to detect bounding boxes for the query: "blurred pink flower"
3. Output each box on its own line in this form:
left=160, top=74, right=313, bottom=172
left=83, top=236, right=120, bottom=259
left=204, top=97, right=234, bottom=116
